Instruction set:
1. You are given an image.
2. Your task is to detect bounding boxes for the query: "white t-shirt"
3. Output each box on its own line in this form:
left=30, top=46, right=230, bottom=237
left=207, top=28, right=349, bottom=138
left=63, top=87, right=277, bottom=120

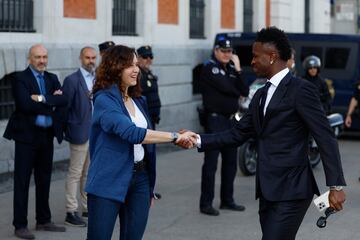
left=127, top=99, right=148, bottom=163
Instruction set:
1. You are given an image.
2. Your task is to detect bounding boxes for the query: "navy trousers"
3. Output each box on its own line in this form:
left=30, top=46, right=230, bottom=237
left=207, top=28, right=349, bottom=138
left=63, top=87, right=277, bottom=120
left=259, top=197, right=312, bottom=240
left=87, top=170, right=150, bottom=240
left=200, top=114, right=237, bottom=207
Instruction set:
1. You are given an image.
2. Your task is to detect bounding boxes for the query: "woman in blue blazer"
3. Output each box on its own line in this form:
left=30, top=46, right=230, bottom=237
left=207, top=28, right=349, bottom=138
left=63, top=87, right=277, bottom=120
left=85, top=45, right=192, bottom=240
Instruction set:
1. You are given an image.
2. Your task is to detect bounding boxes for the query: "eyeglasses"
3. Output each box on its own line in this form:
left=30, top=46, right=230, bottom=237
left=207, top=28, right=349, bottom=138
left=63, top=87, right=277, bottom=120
left=141, top=55, right=153, bottom=60
left=219, top=49, right=233, bottom=54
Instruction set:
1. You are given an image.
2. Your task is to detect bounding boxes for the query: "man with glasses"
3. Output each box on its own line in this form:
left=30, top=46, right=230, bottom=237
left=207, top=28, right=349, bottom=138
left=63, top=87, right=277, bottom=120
left=137, top=45, right=162, bottom=200
left=198, top=37, right=249, bottom=216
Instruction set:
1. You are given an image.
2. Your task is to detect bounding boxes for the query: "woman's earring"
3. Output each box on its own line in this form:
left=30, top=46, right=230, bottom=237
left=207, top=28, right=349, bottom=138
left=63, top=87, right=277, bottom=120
left=270, top=60, right=274, bottom=65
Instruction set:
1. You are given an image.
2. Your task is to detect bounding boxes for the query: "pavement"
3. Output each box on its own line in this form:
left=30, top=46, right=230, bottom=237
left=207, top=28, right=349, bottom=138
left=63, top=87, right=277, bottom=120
left=0, top=139, right=359, bottom=240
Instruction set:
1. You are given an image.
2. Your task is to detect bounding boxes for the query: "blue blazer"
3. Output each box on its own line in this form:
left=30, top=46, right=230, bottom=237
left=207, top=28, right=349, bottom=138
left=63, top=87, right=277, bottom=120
left=61, top=69, right=93, bottom=144
left=200, top=73, right=346, bottom=201
left=85, top=85, right=156, bottom=203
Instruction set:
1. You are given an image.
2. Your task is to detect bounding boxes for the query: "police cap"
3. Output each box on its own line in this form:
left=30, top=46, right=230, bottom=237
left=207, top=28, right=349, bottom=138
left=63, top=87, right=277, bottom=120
left=214, top=37, right=233, bottom=49
left=98, top=41, right=115, bottom=52
left=137, top=45, right=153, bottom=59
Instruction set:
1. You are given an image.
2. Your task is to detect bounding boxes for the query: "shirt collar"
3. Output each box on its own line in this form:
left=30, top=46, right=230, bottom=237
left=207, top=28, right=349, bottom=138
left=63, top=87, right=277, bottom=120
left=80, top=67, right=94, bottom=78
left=268, top=68, right=289, bottom=87
left=29, top=65, right=44, bottom=78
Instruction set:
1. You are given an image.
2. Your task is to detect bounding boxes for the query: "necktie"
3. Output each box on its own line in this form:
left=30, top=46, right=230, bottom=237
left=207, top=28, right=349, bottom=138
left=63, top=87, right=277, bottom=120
left=37, top=74, right=46, bottom=94
left=259, top=81, right=272, bottom=124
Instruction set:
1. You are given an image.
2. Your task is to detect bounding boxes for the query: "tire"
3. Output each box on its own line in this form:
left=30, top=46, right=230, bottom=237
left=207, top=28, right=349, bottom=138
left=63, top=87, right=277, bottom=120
left=237, top=141, right=257, bottom=176
left=308, top=137, right=321, bottom=168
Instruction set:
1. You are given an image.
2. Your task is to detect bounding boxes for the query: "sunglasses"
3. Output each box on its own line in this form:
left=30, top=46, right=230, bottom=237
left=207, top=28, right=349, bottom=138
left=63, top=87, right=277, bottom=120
left=141, top=55, right=153, bottom=60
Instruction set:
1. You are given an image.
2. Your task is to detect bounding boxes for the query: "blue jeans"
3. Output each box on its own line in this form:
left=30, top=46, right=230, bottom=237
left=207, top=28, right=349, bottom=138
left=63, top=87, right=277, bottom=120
left=87, top=170, right=151, bottom=240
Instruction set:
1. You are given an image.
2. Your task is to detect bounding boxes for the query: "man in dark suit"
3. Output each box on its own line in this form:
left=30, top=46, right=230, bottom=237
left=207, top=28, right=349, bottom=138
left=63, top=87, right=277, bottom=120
left=3, top=44, right=67, bottom=239
left=179, top=27, right=346, bottom=240
left=62, top=47, right=97, bottom=227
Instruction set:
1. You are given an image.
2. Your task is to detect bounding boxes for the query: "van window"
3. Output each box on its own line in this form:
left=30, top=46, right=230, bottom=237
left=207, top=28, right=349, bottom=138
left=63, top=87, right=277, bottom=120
left=300, top=46, right=322, bottom=63
left=234, top=45, right=253, bottom=67
left=324, top=47, right=350, bottom=69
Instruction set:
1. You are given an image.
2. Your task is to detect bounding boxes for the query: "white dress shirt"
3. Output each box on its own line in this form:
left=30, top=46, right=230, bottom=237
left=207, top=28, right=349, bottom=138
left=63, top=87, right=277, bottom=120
left=80, top=67, right=95, bottom=91
left=263, top=68, right=289, bottom=115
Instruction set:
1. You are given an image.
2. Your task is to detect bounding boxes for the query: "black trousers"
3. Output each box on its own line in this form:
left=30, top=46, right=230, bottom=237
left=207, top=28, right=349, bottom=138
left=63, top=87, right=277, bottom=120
left=259, top=197, right=312, bottom=240
left=13, top=130, right=54, bottom=229
left=200, top=114, right=237, bottom=207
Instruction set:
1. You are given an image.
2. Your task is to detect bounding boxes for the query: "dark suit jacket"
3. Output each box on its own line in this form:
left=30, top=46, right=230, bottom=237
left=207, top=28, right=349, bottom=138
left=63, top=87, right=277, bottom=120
left=3, top=67, right=67, bottom=144
left=61, top=69, right=93, bottom=144
left=200, top=73, right=346, bottom=201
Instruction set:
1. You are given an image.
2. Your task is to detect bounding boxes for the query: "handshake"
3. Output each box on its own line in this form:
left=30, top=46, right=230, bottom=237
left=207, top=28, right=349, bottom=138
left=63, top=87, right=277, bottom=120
left=174, top=130, right=199, bottom=149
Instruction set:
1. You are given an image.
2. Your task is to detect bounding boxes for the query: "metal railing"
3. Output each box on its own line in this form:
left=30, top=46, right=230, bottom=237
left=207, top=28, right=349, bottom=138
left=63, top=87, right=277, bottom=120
left=112, top=0, right=137, bottom=36
left=190, top=0, right=205, bottom=39
left=0, top=0, right=35, bottom=32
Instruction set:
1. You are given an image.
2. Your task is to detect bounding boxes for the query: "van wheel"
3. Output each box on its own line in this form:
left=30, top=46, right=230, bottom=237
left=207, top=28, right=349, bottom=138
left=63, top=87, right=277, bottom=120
left=308, top=145, right=321, bottom=168
left=238, top=141, right=257, bottom=176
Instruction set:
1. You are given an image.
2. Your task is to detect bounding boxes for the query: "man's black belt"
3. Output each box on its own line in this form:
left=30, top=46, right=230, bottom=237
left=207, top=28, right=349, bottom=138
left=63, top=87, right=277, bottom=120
left=133, top=160, right=147, bottom=172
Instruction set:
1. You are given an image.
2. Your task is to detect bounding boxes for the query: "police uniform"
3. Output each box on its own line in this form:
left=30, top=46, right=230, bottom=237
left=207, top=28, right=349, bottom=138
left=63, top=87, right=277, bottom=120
left=302, top=74, right=332, bottom=114
left=353, top=82, right=360, bottom=102
left=98, top=41, right=115, bottom=54
left=137, top=46, right=161, bottom=129
left=199, top=39, right=249, bottom=213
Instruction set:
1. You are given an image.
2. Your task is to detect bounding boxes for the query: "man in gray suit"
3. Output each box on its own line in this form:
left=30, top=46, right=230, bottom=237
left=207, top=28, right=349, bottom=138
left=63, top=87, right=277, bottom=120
left=62, top=47, right=97, bottom=227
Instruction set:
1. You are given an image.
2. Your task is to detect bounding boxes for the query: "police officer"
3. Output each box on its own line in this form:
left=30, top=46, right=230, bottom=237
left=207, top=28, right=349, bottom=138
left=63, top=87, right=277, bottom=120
left=302, top=55, right=332, bottom=114
left=137, top=46, right=161, bottom=129
left=199, top=37, right=249, bottom=216
left=345, top=81, right=360, bottom=182
left=98, top=41, right=115, bottom=57
left=137, top=45, right=162, bottom=200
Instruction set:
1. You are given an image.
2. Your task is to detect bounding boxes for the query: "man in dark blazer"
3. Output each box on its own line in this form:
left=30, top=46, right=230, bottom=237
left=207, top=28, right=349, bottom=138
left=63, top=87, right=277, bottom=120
left=3, top=44, right=67, bottom=239
left=62, top=46, right=96, bottom=227
left=179, top=27, right=346, bottom=240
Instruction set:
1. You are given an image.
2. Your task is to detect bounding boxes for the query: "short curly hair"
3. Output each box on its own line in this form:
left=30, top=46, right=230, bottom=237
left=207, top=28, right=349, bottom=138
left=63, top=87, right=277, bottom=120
left=255, top=26, right=291, bottom=61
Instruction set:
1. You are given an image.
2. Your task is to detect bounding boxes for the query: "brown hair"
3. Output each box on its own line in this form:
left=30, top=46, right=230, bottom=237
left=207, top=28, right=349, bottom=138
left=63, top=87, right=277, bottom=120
left=92, top=45, right=142, bottom=98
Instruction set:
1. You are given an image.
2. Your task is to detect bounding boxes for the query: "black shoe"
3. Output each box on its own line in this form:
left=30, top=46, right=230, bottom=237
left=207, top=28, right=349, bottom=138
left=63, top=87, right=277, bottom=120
left=65, top=212, right=86, bottom=227
left=200, top=206, right=220, bottom=216
left=154, top=192, right=162, bottom=200
left=14, top=228, right=35, bottom=239
left=82, top=211, right=88, bottom=218
left=220, top=202, right=246, bottom=211
left=36, top=222, right=66, bottom=232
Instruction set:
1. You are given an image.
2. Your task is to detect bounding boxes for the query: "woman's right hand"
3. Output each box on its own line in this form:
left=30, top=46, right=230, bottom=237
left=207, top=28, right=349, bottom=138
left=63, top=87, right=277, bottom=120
left=176, top=130, right=198, bottom=149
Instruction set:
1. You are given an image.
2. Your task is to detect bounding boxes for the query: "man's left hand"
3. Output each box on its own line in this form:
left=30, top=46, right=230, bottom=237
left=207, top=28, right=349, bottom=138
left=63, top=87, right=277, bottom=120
left=329, top=189, right=346, bottom=211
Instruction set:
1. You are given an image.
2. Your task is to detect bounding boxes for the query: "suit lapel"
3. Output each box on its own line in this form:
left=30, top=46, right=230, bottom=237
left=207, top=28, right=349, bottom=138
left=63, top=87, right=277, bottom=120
left=77, top=69, right=91, bottom=97
left=262, top=73, right=292, bottom=128
left=25, top=67, right=41, bottom=94
left=43, top=72, right=51, bottom=94
left=252, top=89, right=263, bottom=133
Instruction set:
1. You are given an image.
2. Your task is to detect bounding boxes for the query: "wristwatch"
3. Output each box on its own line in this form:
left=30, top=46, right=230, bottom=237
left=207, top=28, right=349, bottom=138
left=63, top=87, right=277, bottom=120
left=330, top=186, right=343, bottom=191
left=171, top=132, right=179, bottom=143
left=37, top=95, right=43, bottom=102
